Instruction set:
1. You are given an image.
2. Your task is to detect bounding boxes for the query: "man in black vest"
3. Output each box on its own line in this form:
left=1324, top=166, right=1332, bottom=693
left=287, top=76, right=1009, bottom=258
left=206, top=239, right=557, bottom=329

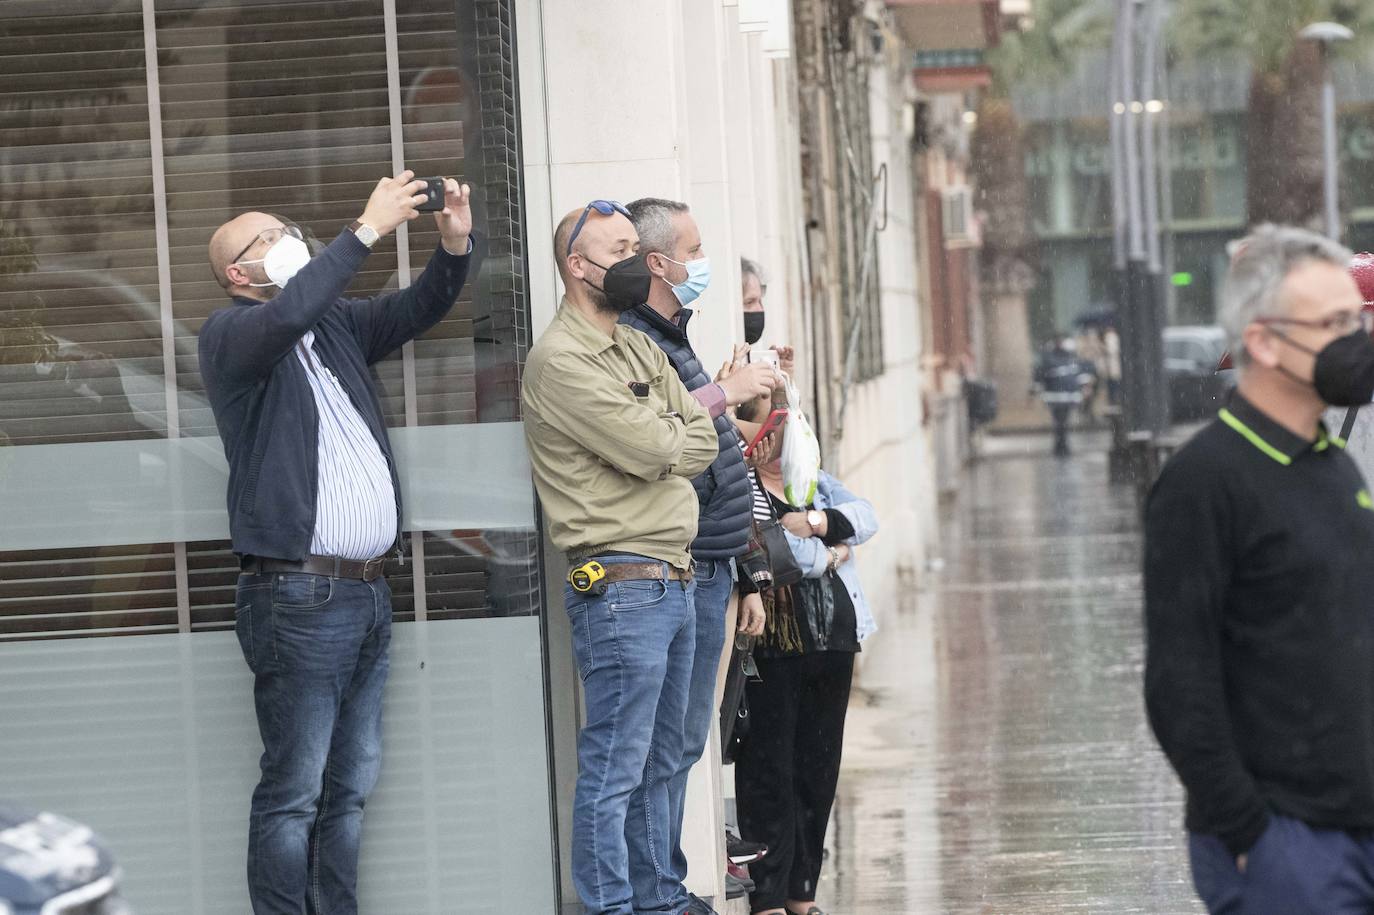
left=622, top=197, right=771, bottom=913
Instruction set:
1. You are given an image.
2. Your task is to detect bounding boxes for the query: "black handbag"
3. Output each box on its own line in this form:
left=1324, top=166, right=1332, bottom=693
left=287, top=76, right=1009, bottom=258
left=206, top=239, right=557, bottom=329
left=758, top=518, right=804, bottom=588
left=720, top=633, right=760, bottom=765
left=747, top=464, right=807, bottom=585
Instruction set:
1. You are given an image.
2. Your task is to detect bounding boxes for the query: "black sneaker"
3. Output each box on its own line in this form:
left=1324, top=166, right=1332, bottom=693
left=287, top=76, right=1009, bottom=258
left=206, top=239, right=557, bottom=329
left=726, top=832, right=768, bottom=865
left=684, top=892, right=720, bottom=914
left=724, top=869, right=755, bottom=899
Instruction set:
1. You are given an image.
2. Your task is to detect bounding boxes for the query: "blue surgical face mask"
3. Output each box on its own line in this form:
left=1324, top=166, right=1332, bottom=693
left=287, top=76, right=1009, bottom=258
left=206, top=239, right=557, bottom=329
left=658, top=254, right=711, bottom=306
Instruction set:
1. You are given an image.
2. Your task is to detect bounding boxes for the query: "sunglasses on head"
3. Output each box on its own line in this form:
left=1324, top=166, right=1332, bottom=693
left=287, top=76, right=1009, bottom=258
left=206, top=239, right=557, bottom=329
left=567, top=200, right=631, bottom=256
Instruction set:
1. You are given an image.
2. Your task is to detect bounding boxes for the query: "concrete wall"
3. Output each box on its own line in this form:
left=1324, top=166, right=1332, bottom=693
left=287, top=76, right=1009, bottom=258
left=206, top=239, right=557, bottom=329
left=830, top=36, right=934, bottom=618
left=514, top=0, right=935, bottom=906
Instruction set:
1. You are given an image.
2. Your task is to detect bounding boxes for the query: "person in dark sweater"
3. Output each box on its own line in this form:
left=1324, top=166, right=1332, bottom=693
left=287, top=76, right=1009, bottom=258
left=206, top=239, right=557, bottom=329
left=731, top=389, right=878, bottom=915
left=1032, top=333, right=1096, bottom=457
left=1145, top=224, right=1374, bottom=914
left=199, top=172, right=473, bottom=914
left=620, top=198, right=770, bottom=915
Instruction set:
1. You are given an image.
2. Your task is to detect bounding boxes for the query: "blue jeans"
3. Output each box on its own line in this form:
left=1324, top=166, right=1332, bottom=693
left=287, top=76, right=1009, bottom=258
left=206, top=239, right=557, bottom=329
left=627, top=558, right=733, bottom=909
left=1190, top=812, right=1374, bottom=914
left=234, top=571, right=393, bottom=915
left=566, top=555, right=697, bottom=915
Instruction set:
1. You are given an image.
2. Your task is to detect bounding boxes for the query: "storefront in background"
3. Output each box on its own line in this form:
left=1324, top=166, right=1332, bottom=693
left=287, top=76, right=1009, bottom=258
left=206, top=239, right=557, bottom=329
left=0, top=1, right=557, bottom=911
left=1016, top=50, right=1374, bottom=340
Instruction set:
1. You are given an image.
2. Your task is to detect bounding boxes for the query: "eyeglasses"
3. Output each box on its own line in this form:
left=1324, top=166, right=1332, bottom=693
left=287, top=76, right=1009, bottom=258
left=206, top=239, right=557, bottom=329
left=232, top=224, right=304, bottom=264
left=1256, top=311, right=1374, bottom=336
left=566, top=200, right=631, bottom=256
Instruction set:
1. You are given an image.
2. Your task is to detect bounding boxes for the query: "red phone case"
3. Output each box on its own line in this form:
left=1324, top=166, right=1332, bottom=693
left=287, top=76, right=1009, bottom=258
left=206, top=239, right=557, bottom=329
left=744, top=408, right=788, bottom=457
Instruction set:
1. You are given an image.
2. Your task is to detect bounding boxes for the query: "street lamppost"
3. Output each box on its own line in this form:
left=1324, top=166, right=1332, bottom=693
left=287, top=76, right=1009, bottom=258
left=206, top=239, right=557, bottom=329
left=1110, top=0, right=1171, bottom=499
left=1300, top=21, right=1354, bottom=241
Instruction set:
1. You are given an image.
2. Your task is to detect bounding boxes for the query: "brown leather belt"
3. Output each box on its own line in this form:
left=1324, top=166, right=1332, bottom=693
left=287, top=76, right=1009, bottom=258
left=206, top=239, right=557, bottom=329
left=241, top=554, right=387, bottom=582
left=579, top=562, right=693, bottom=585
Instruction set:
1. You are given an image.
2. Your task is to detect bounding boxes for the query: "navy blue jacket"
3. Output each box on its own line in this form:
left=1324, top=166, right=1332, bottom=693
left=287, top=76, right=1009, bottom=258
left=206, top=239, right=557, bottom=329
left=198, top=229, right=472, bottom=561
left=620, top=303, right=753, bottom=559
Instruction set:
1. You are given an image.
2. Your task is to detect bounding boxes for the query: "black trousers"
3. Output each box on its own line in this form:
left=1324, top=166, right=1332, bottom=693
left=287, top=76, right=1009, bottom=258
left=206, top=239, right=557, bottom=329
left=735, top=651, right=855, bottom=912
left=1050, top=403, right=1073, bottom=455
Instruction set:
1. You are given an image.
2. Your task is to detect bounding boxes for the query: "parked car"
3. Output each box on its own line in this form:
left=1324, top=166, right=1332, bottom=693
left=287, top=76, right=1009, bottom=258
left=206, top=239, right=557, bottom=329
left=1163, top=325, right=1235, bottom=423
left=0, top=803, right=130, bottom=914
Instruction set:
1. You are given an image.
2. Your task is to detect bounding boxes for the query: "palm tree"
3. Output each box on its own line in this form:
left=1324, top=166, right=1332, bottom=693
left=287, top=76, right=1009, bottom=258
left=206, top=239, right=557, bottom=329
left=1173, top=0, right=1374, bottom=230
left=970, top=0, right=1110, bottom=423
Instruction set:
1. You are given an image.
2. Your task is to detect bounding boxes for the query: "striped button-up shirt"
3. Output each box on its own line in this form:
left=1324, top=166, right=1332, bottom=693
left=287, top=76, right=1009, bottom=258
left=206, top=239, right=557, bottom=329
left=295, top=331, right=398, bottom=560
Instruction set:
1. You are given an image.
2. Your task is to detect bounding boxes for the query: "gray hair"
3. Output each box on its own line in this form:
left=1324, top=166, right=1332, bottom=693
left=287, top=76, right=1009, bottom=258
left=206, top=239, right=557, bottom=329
left=740, top=256, right=767, bottom=289
left=1220, top=224, right=1352, bottom=367
left=626, top=197, right=689, bottom=257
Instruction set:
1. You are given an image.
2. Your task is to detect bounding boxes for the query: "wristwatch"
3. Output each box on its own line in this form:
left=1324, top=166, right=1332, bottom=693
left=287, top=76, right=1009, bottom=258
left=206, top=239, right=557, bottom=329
left=348, top=220, right=380, bottom=248
left=806, top=509, right=825, bottom=535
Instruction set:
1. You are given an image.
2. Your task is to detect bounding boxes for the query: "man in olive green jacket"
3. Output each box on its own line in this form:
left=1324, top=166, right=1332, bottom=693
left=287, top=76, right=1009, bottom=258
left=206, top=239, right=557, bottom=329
left=523, top=200, right=717, bottom=915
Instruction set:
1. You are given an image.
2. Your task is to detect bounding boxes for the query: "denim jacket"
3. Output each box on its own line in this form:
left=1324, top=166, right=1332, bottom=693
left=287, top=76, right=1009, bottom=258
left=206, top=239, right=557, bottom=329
left=779, top=470, right=879, bottom=642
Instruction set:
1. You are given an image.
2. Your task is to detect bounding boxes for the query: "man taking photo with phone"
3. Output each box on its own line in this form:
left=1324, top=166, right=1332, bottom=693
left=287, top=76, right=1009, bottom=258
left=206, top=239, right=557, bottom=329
left=199, top=171, right=473, bottom=914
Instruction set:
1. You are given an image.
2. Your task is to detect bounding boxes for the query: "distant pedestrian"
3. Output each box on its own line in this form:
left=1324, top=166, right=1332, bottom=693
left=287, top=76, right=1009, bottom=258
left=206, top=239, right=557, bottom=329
left=1032, top=334, right=1095, bottom=457
left=1145, top=225, right=1374, bottom=915
left=1102, top=325, right=1122, bottom=406
left=1075, top=327, right=1105, bottom=420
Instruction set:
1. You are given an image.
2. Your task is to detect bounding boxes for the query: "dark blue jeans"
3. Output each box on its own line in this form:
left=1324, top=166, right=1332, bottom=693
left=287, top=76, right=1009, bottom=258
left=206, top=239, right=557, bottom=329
left=1190, top=812, right=1374, bottom=914
left=626, top=557, right=733, bottom=910
left=565, top=555, right=696, bottom=915
left=235, top=571, right=393, bottom=915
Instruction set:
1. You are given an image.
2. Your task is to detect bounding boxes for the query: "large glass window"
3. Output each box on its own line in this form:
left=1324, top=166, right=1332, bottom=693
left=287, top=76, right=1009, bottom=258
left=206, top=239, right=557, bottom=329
left=0, top=15, right=557, bottom=911
left=0, top=0, right=538, bottom=639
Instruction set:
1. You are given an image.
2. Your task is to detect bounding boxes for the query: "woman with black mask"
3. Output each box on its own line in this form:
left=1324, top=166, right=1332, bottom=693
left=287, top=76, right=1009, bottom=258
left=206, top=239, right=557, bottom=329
left=742, top=256, right=767, bottom=344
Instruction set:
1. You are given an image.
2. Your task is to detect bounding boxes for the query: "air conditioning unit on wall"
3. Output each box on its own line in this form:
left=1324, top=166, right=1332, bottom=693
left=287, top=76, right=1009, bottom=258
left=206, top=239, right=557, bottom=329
left=941, top=185, right=977, bottom=247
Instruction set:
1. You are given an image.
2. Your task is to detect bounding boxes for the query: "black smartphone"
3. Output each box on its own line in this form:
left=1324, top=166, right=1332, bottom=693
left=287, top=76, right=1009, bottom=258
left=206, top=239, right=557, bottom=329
left=416, top=177, right=447, bottom=212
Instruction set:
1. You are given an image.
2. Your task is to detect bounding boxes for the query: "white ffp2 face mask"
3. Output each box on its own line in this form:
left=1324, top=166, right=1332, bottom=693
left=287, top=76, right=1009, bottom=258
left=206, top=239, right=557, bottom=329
left=237, top=234, right=311, bottom=289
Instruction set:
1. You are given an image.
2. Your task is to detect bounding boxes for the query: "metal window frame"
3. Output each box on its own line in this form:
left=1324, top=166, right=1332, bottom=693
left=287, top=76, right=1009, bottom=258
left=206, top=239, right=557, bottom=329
left=140, top=0, right=192, bottom=634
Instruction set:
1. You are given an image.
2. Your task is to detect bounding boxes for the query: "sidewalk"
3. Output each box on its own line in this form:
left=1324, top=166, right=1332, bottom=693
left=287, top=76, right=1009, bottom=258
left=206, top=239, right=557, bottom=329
left=806, top=435, right=1202, bottom=913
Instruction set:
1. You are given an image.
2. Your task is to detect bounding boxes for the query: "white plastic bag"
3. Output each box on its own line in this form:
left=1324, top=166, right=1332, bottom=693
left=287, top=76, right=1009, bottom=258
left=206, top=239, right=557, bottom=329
left=779, top=373, right=821, bottom=507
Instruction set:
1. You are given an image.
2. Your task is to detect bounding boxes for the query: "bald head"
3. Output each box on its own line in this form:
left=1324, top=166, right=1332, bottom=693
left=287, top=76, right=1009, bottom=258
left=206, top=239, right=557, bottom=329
left=554, top=208, right=583, bottom=286
left=555, top=204, right=640, bottom=311
left=209, top=211, right=283, bottom=294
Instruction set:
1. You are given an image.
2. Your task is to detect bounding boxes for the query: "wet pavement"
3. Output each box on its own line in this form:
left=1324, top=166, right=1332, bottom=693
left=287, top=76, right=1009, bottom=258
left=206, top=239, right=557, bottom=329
left=825, top=432, right=1202, bottom=914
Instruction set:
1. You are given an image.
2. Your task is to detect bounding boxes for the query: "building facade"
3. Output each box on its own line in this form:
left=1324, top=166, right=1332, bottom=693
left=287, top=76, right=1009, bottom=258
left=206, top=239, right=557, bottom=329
left=1, top=1, right=942, bottom=910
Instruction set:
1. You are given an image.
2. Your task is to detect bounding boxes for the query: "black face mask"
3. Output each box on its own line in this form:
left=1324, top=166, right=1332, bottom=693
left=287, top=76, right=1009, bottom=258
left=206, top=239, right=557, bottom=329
left=1273, top=327, right=1374, bottom=407
left=584, top=253, right=652, bottom=313
left=744, top=312, right=766, bottom=345
left=1314, top=329, right=1374, bottom=407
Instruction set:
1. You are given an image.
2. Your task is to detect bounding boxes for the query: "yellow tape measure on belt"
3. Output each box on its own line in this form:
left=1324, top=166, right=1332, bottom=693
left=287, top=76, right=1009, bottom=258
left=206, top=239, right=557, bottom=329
left=569, top=560, right=608, bottom=595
